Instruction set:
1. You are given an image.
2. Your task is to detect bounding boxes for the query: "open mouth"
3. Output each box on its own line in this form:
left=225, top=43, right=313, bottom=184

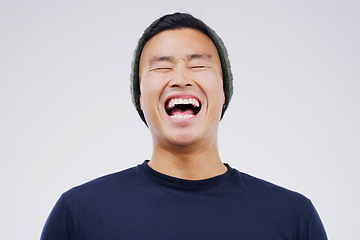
left=165, top=97, right=201, bottom=120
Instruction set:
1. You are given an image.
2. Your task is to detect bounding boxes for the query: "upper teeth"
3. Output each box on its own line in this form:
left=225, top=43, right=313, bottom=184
left=167, top=98, right=200, bottom=109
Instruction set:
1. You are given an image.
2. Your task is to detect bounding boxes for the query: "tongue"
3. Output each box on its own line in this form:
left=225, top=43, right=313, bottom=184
left=171, top=109, right=194, bottom=116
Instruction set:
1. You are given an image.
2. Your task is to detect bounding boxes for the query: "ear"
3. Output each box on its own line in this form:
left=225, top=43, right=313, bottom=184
left=139, top=93, right=144, bottom=110
left=222, top=90, right=226, bottom=105
left=139, top=95, right=142, bottom=110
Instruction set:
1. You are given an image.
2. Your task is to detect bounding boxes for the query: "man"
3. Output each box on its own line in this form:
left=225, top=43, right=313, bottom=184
left=41, top=12, right=327, bottom=239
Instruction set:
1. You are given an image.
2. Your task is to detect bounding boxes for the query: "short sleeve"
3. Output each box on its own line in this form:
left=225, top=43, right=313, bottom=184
left=41, top=194, right=76, bottom=240
left=303, top=201, right=328, bottom=240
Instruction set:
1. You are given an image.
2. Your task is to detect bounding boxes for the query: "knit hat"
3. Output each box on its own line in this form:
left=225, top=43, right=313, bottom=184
left=130, top=12, right=233, bottom=126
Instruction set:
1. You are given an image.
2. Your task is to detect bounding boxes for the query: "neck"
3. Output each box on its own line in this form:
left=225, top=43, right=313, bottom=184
left=148, top=141, right=227, bottom=180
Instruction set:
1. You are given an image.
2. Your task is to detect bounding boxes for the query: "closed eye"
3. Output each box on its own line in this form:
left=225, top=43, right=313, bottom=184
left=190, top=65, right=210, bottom=70
left=151, top=67, right=173, bottom=72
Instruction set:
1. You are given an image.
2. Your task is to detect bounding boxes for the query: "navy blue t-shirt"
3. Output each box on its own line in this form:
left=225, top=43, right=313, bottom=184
left=41, top=161, right=327, bottom=239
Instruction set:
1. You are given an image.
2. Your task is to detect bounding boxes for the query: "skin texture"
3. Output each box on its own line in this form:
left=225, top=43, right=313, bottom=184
left=139, top=28, right=227, bottom=180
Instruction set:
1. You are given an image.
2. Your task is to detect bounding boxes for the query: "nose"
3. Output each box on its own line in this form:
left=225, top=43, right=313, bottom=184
left=169, top=66, right=192, bottom=88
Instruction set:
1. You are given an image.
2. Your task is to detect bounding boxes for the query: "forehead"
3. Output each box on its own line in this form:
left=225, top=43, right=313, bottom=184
left=140, top=28, right=220, bottom=63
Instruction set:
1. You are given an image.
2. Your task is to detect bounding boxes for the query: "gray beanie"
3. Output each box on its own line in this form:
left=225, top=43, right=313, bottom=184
left=130, top=12, right=233, bottom=126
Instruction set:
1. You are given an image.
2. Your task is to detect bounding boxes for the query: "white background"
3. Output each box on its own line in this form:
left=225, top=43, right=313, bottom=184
left=1, top=0, right=359, bottom=239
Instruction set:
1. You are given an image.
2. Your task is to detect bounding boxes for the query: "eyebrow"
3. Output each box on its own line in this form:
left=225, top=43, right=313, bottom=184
left=186, top=53, right=213, bottom=61
left=149, top=53, right=213, bottom=66
left=149, top=56, right=175, bottom=65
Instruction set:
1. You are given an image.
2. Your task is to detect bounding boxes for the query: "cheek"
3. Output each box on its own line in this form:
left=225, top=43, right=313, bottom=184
left=139, top=77, right=164, bottom=110
left=200, top=73, right=224, bottom=104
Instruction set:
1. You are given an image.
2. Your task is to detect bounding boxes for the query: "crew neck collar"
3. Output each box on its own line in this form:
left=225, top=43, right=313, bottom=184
left=138, top=160, right=234, bottom=191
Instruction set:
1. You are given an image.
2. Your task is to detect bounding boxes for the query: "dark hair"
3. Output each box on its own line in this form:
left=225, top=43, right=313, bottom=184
left=130, top=12, right=233, bottom=126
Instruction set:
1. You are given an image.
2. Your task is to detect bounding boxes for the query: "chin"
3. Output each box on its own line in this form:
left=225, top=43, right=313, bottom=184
left=167, top=133, right=199, bottom=147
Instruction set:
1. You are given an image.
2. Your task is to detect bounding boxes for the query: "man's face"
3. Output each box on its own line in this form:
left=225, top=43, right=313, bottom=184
left=139, top=28, right=225, bottom=148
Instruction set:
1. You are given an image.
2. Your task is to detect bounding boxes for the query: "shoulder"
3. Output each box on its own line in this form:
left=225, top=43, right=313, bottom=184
left=227, top=168, right=327, bottom=238
left=230, top=168, right=313, bottom=211
left=61, top=165, right=141, bottom=203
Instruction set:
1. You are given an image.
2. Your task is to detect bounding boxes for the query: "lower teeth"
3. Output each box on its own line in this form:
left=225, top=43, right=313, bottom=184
left=170, top=115, right=194, bottom=120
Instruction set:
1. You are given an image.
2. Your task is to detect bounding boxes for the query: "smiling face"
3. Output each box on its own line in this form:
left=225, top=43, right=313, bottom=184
left=139, top=28, right=225, bottom=148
